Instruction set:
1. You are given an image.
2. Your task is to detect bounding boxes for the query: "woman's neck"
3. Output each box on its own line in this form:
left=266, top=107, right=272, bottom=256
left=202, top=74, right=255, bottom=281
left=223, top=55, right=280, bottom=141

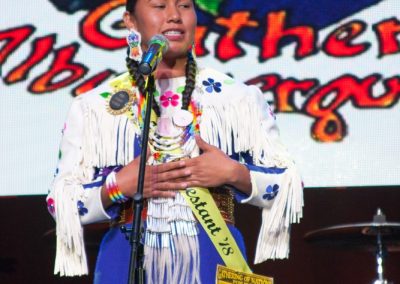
left=155, top=56, right=187, bottom=79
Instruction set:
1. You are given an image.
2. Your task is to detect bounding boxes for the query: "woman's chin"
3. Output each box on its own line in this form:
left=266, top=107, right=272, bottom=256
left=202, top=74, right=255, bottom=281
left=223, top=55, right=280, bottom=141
left=164, top=48, right=191, bottom=61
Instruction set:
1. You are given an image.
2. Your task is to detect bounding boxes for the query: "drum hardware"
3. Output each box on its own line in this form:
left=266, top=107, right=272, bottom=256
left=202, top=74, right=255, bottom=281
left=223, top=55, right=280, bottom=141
left=304, top=208, right=400, bottom=284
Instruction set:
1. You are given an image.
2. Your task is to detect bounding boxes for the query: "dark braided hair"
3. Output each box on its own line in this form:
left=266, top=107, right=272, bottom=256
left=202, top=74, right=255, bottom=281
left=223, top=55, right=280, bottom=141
left=181, top=51, right=197, bottom=111
left=126, top=0, right=135, bottom=13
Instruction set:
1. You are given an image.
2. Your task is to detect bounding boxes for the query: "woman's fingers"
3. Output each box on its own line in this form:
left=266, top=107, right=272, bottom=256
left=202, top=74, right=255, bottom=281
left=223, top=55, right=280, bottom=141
left=153, top=167, right=191, bottom=183
left=154, top=160, right=186, bottom=173
left=144, top=189, right=177, bottom=199
left=154, top=180, right=188, bottom=191
left=150, top=160, right=191, bottom=182
left=143, top=179, right=186, bottom=198
left=139, top=160, right=190, bottom=198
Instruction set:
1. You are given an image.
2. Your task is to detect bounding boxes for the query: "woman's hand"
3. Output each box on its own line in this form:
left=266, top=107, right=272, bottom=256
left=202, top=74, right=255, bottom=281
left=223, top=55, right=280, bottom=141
left=182, top=136, right=252, bottom=194
left=116, top=154, right=191, bottom=199
left=102, top=135, right=252, bottom=208
left=101, top=152, right=192, bottom=207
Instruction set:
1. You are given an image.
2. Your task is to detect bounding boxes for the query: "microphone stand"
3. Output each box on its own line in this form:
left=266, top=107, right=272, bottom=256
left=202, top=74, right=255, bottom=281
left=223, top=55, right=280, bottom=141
left=122, top=74, right=156, bottom=284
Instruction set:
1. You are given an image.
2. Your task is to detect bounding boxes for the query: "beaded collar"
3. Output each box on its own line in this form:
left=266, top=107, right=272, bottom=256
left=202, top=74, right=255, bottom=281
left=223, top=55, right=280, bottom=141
left=134, top=77, right=202, bottom=163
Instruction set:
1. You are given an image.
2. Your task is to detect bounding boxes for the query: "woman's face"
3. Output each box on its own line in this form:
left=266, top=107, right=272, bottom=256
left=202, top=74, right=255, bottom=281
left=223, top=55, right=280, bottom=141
left=125, top=0, right=197, bottom=60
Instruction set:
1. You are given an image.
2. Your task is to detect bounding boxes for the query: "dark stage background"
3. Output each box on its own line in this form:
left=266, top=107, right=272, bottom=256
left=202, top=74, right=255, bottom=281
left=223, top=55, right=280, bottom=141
left=1, top=186, right=400, bottom=284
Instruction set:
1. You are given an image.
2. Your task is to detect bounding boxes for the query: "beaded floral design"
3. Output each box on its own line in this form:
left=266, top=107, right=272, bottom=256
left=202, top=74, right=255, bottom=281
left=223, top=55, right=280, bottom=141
left=53, top=168, right=59, bottom=178
left=202, top=78, right=222, bottom=93
left=263, top=184, right=279, bottom=200
left=77, top=201, right=88, bottom=216
left=47, top=198, right=55, bottom=214
left=160, top=91, right=180, bottom=108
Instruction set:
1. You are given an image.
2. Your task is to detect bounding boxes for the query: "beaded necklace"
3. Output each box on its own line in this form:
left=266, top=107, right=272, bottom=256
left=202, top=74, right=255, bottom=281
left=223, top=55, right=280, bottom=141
left=124, top=51, right=203, bottom=282
left=134, top=79, right=202, bottom=163
left=131, top=76, right=203, bottom=283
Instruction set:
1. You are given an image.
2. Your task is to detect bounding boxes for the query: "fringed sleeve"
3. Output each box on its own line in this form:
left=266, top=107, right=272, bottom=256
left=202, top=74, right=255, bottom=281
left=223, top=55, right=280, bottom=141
left=238, top=85, right=304, bottom=263
left=198, top=69, right=303, bottom=264
left=46, top=96, right=111, bottom=276
left=46, top=75, right=140, bottom=277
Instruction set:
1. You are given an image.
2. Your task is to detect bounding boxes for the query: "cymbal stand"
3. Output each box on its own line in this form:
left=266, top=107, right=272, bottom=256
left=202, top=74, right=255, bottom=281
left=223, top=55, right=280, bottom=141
left=372, top=209, right=391, bottom=284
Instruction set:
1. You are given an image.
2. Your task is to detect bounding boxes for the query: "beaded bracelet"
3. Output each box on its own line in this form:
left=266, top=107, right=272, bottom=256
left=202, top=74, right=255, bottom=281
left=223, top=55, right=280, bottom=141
left=105, top=171, right=129, bottom=204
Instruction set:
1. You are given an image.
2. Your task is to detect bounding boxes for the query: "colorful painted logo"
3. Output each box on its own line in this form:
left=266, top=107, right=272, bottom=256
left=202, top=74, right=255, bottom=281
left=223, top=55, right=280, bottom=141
left=1, top=0, right=399, bottom=143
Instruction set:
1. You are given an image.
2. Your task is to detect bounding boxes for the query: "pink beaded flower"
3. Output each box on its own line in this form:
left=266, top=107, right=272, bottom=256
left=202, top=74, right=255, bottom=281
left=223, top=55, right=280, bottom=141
left=47, top=198, right=55, bottom=214
left=160, top=91, right=180, bottom=108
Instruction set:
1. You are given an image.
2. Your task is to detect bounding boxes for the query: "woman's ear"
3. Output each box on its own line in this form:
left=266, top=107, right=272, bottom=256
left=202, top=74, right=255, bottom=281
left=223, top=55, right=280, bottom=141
left=123, top=11, right=136, bottom=30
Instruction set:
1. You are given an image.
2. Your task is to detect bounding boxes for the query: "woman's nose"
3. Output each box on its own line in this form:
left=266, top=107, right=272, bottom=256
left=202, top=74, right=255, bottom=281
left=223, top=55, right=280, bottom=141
left=166, top=5, right=182, bottom=23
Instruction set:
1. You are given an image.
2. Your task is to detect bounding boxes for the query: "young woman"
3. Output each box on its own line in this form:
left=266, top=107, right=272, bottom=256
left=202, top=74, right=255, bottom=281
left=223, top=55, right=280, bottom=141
left=46, top=0, right=303, bottom=283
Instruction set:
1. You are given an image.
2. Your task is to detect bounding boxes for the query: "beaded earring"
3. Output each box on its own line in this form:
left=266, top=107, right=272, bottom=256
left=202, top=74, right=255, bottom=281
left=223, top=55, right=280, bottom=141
left=126, top=29, right=143, bottom=61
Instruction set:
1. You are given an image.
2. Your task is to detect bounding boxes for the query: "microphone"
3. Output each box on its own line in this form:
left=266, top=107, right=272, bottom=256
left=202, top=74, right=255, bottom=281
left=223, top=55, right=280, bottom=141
left=138, top=35, right=169, bottom=75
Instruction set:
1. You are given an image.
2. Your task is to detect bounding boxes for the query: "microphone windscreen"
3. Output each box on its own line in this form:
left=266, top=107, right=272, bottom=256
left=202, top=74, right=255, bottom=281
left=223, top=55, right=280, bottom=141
left=148, top=34, right=169, bottom=54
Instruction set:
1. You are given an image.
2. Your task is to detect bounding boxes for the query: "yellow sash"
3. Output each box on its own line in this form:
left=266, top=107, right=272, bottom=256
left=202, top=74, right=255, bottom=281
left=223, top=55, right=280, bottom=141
left=182, top=187, right=252, bottom=273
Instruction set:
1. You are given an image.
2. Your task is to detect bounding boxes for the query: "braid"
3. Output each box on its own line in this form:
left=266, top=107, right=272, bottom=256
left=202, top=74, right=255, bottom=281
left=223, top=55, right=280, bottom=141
left=126, top=0, right=136, bottom=12
left=181, top=52, right=197, bottom=110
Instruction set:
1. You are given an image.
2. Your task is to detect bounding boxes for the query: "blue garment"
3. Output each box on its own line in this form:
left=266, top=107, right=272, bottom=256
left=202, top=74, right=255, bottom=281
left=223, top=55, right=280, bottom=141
left=94, top=223, right=247, bottom=284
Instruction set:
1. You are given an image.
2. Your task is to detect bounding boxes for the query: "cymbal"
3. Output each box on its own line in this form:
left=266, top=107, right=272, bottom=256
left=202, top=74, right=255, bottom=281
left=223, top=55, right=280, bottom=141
left=304, top=222, right=400, bottom=252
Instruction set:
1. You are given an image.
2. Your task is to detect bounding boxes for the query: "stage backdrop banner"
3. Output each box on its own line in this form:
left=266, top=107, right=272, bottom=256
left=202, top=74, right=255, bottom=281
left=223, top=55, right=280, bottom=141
left=1, top=0, right=399, bottom=196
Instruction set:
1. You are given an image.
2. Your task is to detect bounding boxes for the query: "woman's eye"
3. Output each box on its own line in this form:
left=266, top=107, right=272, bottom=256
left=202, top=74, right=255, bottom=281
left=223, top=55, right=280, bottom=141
left=153, top=4, right=166, bottom=9
left=180, top=3, right=192, bottom=8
